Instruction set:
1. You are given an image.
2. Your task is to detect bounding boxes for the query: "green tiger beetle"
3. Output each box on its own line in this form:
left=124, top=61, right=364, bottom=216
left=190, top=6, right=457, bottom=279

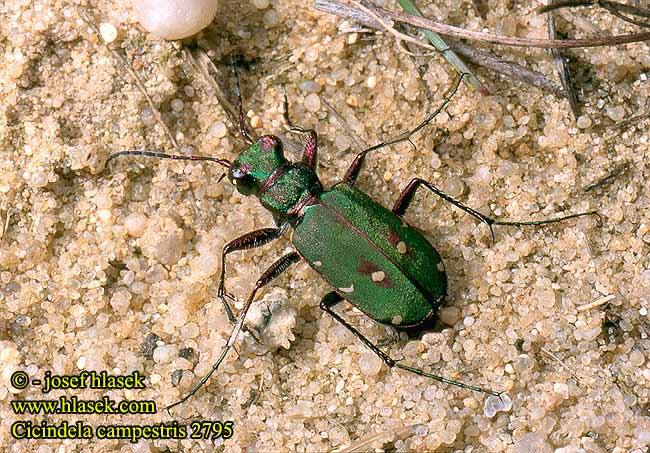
left=108, top=68, right=599, bottom=412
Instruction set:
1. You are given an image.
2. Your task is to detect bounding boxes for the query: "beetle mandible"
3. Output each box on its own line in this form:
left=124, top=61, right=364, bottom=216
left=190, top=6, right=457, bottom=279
left=109, top=68, right=599, bottom=412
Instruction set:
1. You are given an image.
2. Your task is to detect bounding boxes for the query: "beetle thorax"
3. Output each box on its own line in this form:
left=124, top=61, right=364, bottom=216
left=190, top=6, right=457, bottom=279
left=228, top=135, right=323, bottom=219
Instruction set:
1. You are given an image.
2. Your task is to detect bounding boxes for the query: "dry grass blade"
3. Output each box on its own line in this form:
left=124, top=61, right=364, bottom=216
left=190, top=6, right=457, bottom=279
left=0, top=209, right=10, bottom=241
left=337, top=424, right=418, bottom=452
left=182, top=48, right=256, bottom=141
left=540, top=347, right=582, bottom=385
left=539, top=0, right=650, bottom=18
left=395, top=0, right=489, bottom=95
left=547, top=4, right=581, bottom=118
left=80, top=10, right=179, bottom=150
left=314, top=0, right=650, bottom=48
left=539, top=0, right=650, bottom=28
left=583, top=161, right=630, bottom=192
left=446, top=38, right=564, bottom=96
left=315, top=0, right=564, bottom=95
left=473, top=0, right=488, bottom=19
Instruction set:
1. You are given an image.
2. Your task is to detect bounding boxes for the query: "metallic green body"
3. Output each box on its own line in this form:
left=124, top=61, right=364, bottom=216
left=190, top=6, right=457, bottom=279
left=292, top=183, right=446, bottom=327
left=230, top=135, right=447, bottom=328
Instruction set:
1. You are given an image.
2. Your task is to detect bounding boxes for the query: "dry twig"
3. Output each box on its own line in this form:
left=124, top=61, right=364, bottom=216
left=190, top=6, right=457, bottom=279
left=314, top=0, right=650, bottom=48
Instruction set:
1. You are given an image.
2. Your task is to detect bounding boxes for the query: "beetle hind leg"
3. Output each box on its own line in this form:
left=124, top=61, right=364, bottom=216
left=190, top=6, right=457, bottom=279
left=319, top=292, right=501, bottom=397
left=392, top=178, right=600, bottom=244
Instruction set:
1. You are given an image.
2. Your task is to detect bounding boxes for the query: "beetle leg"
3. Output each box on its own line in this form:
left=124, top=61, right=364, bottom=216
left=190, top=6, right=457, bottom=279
left=392, top=178, right=498, bottom=242
left=218, top=225, right=288, bottom=323
left=393, top=178, right=600, bottom=244
left=319, top=291, right=502, bottom=397
left=343, top=76, right=464, bottom=185
left=281, top=85, right=318, bottom=168
left=166, top=252, right=301, bottom=414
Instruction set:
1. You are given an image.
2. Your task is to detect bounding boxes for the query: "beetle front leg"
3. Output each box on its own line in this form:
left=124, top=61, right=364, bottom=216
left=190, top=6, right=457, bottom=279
left=319, top=291, right=502, bottom=397
left=392, top=178, right=600, bottom=243
left=218, top=225, right=288, bottom=323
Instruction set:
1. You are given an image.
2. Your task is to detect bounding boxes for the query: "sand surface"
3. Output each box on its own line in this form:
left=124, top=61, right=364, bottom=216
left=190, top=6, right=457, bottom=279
left=1, top=0, right=649, bottom=451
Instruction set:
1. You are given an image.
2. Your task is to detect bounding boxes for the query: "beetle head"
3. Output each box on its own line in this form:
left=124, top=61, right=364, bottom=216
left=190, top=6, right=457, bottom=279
left=229, top=135, right=286, bottom=196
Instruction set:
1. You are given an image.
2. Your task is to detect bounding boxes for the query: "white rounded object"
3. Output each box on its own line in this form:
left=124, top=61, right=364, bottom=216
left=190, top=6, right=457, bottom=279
left=131, top=0, right=219, bottom=40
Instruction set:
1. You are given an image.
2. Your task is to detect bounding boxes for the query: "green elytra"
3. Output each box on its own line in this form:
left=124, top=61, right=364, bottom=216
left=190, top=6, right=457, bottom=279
left=109, top=72, right=600, bottom=412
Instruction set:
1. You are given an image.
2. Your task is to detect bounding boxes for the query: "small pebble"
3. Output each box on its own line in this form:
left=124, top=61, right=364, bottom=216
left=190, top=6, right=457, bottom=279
left=171, top=98, right=184, bottom=112
left=483, top=393, right=512, bottom=417
left=304, top=93, right=321, bottom=112
left=252, top=0, right=270, bottom=8
left=576, top=115, right=592, bottom=129
left=140, top=333, right=162, bottom=358
left=99, top=23, right=118, bottom=43
left=263, top=9, right=280, bottom=26
left=358, top=351, right=382, bottom=376
left=140, top=107, right=156, bottom=126
left=153, top=345, right=177, bottom=364
left=209, top=121, right=228, bottom=138
left=629, top=350, right=645, bottom=367
left=299, top=81, right=320, bottom=93
left=606, top=105, right=626, bottom=122
left=438, top=306, right=460, bottom=325
left=124, top=213, right=148, bottom=237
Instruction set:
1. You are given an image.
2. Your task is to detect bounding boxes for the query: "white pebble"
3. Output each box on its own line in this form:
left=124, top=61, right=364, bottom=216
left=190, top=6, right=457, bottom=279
left=171, top=98, right=184, bottom=112
left=131, top=0, right=220, bottom=40
left=576, top=115, right=592, bottom=129
left=606, top=105, right=626, bottom=122
left=253, top=0, right=269, bottom=8
left=358, top=351, right=382, bottom=376
left=483, top=392, right=512, bottom=417
left=299, top=81, right=320, bottom=93
left=209, top=121, right=228, bottom=138
left=30, top=172, right=48, bottom=188
left=124, top=212, right=148, bottom=237
left=263, top=9, right=280, bottom=26
left=99, top=23, right=118, bottom=43
left=304, top=93, right=321, bottom=112
left=153, top=345, right=177, bottom=364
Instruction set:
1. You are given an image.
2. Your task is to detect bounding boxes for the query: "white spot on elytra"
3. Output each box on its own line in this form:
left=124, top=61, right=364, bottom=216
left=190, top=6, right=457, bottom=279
left=392, top=315, right=403, bottom=325
left=371, top=271, right=385, bottom=282
left=437, top=262, right=445, bottom=272
left=397, top=241, right=407, bottom=254
left=339, top=284, right=354, bottom=293
left=314, top=261, right=322, bottom=267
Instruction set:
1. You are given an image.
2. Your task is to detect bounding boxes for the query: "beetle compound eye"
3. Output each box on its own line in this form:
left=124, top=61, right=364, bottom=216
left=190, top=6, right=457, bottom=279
left=234, top=174, right=257, bottom=195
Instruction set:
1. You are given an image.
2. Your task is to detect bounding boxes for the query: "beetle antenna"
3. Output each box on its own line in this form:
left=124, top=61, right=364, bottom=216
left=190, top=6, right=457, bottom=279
left=107, top=150, right=231, bottom=169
